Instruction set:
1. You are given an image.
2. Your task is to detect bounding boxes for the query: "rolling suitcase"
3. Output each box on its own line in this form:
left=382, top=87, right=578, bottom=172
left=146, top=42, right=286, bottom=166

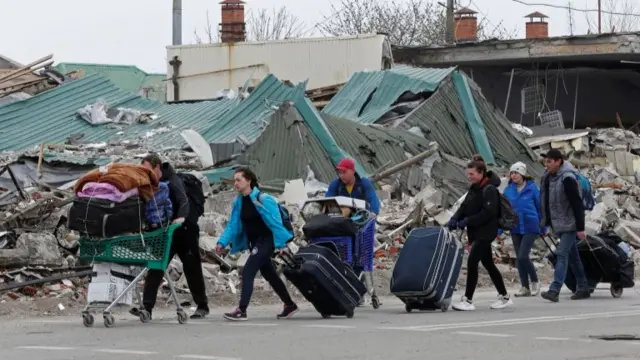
left=282, top=242, right=366, bottom=318
left=67, top=196, right=146, bottom=238
left=390, top=227, right=463, bottom=312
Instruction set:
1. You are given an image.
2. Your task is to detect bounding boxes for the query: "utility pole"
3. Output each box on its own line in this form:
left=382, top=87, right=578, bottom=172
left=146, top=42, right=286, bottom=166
left=597, top=0, right=601, bottom=33
left=446, top=0, right=455, bottom=44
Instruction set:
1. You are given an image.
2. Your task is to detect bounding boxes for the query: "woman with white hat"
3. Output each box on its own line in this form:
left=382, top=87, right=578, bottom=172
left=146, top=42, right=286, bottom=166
left=504, top=162, right=544, bottom=297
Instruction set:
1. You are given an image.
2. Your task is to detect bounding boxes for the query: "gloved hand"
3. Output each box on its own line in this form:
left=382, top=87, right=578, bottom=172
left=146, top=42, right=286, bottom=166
left=457, top=219, right=467, bottom=229
left=447, top=218, right=458, bottom=230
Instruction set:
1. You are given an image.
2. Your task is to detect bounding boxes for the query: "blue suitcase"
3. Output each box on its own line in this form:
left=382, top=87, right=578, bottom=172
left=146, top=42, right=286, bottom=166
left=390, top=227, right=463, bottom=312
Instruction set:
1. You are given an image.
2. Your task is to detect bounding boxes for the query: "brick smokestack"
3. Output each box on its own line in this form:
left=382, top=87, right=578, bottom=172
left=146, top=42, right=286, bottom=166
left=220, top=0, right=246, bottom=43
left=454, top=7, right=478, bottom=42
left=525, top=12, right=549, bottom=39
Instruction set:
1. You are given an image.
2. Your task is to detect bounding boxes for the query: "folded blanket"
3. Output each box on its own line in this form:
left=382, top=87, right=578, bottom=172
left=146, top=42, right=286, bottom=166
left=77, top=182, right=139, bottom=203
left=74, top=163, right=159, bottom=201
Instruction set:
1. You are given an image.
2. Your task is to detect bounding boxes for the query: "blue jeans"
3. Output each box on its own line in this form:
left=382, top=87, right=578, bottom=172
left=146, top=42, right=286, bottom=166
left=512, top=234, right=539, bottom=288
left=550, top=231, right=588, bottom=293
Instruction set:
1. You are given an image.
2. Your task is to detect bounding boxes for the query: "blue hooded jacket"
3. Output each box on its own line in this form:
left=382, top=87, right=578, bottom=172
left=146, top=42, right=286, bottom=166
left=217, top=187, right=293, bottom=254
left=325, top=174, right=380, bottom=214
left=503, top=179, right=544, bottom=235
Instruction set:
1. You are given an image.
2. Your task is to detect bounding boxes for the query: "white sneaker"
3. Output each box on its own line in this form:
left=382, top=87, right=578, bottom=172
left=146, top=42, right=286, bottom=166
left=514, top=286, right=531, bottom=297
left=490, top=294, right=513, bottom=309
left=452, top=296, right=475, bottom=311
left=530, top=282, right=540, bottom=296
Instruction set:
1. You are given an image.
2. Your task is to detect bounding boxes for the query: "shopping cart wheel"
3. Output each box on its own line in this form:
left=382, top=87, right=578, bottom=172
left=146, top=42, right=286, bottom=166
left=405, top=304, right=413, bottom=313
left=103, top=314, right=115, bottom=328
left=371, top=295, right=380, bottom=309
left=82, top=313, right=94, bottom=327
left=610, top=285, right=623, bottom=298
left=177, top=310, right=188, bottom=324
left=321, top=313, right=331, bottom=319
left=139, top=310, right=151, bottom=323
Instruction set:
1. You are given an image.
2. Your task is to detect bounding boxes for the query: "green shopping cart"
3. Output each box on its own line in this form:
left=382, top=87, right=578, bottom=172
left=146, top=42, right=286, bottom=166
left=78, top=224, right=187, bottom=328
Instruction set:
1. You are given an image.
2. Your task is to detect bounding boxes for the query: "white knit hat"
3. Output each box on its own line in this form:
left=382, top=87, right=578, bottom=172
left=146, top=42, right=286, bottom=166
left=510, top=162, right=527, bottom=176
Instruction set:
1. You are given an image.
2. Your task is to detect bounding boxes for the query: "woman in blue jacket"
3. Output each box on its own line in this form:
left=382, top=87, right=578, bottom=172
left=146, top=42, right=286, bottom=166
left=215, top=167, right=298, bottom=321
left=503, top=162, right=543, bottom=297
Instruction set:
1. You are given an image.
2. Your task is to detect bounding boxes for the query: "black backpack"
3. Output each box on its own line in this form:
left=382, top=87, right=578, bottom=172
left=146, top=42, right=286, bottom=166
left=482, top=186, right=518, bottom=231
left=177, top=173, right=205, bottom=219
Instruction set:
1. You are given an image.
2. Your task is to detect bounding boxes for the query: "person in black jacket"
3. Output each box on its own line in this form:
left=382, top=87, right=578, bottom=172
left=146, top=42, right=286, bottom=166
left=448, top=155, right=513, bottom=311
left=129, top=153, right=209, bottom=319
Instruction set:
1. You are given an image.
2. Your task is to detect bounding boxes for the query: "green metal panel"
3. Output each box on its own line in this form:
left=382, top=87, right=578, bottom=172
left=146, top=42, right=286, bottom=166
left=452, top=71, right=495, bottom=164
left=200, top=74, right=307, bottom=143
left=0, top=74, right=235, bottom=152
left=323, top=66, right=456, bottom=124
left=54, top=63, right=166, bottom=102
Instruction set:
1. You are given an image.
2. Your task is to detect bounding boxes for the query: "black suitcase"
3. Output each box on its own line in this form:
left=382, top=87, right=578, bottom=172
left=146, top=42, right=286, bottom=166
left=282, top=243, right=366, bottom=318
left=391, top=227, right=463, bottom=312
left=68, top=196, right=146, bottom=238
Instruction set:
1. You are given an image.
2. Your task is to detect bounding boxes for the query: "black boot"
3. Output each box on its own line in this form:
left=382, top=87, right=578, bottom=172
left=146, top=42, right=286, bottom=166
left=541, top=290, right=559, bottom=302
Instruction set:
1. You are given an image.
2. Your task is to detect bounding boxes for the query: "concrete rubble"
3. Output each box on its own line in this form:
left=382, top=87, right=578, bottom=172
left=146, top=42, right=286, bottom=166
left=0, top=113, right=639, bottom=312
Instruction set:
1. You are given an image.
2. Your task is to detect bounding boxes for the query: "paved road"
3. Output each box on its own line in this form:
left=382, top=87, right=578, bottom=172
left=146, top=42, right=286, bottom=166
left=1, top=286, right=640, bottom=360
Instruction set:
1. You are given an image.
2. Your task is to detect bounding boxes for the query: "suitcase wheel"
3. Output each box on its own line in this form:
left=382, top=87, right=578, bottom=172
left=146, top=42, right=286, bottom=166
left=405, top=304, right=413, bottom=313
left=371, top=295, right=380, bottom=309
left=321, top=313, right=331, bottom=319
left=346, top=311, right=354, bottom=319
left=610, top=285, right=623, bottom=298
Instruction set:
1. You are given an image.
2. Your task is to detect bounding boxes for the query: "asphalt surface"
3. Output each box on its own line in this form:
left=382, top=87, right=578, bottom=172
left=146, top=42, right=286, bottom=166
left=1, top=286, right=640, bottom=360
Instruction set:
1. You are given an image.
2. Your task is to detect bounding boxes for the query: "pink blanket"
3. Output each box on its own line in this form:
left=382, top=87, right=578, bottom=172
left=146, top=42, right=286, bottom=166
left=77, top=182, right=139, bottom=203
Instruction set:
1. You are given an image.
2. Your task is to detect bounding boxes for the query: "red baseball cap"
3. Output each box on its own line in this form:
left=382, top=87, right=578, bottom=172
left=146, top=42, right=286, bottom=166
left=336, top=158, right=355, bottom=171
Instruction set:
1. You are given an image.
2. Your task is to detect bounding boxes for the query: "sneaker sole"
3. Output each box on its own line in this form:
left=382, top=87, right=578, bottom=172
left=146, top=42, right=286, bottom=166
left=223, top=315, right=248, bottom=321
left=277, top=308, right=299, bottom=319
left=452, top=307, right=475, bottom=311
left=490, top=302, right=513, bottom=309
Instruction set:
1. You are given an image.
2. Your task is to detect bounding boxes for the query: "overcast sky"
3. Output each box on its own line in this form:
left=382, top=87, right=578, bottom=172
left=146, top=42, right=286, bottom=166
left=0, top=0, right=617, bottom=73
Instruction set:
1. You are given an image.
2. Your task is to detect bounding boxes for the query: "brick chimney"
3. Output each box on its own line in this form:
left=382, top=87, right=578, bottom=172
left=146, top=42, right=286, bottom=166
left=219, top=0, right=246, bottom=43
left=525, top=12, right=549, bottom=39
left=454, top=7, right=478, bottom=42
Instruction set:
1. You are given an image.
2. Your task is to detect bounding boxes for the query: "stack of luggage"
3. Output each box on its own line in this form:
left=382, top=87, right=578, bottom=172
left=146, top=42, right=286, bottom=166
left=545, top=231, right=635, bottom=295
left=68, top=163, right=173, bottom=238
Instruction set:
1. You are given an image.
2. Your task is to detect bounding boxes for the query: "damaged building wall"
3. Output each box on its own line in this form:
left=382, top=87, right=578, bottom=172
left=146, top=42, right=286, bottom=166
left=466, top=68, right=640, bottom=129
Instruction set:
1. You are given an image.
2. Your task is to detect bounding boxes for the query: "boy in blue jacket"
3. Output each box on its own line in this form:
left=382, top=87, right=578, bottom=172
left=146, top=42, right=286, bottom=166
left=503, top=162, right=543, bottom=297
left=325, top=158, right=380, bottom=215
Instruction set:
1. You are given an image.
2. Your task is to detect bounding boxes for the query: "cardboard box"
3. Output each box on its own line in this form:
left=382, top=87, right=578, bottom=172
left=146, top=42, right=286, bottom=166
left=87, top=281, right=133, bottom=306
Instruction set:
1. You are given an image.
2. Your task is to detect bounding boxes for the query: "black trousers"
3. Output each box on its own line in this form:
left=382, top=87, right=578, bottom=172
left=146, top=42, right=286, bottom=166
left=143, top=222, right=208, bottom=310
left=464, top=238, right=508, bottom=300
left=239, top=239, right=294, bottom=312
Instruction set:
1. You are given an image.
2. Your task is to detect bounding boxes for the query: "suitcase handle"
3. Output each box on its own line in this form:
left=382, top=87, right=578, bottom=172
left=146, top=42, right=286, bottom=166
left=539, top=234, right=558, bottom=256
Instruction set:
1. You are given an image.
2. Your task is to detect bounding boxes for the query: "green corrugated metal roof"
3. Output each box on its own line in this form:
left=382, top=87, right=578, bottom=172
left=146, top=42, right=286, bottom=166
left=241, top=103, right=335, bottom=183
left=240, top=102, right=433, bottom=189
left=0, top=74, right=235, bottom=152
left=55, top=63, right=166, bottom=102
left=200, top=74, right=307, bottom=143
left=452, top=71, right=495, bottom=164
left=402, top=74, right=544, bottom=176
left=322, top=66, right=456, bottom=124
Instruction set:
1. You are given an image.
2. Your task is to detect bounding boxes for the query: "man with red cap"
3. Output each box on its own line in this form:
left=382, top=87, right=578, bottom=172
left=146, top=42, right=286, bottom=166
left=325, top=158, right=380, bottom=215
